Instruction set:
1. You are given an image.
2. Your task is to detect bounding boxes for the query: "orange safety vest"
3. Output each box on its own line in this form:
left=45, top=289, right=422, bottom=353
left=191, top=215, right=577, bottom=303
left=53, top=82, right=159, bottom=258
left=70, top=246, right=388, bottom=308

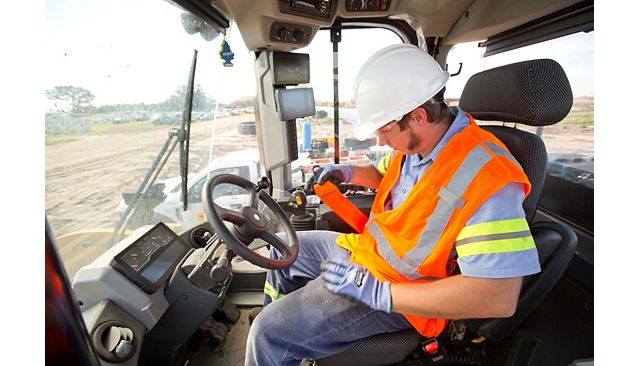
left=336, top=114, right=531, bottom=337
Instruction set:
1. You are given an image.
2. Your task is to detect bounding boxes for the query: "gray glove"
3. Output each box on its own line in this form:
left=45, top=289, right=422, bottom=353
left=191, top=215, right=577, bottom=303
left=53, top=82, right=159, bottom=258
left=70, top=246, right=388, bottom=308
left=317, top=164, right=355, bottom=186
left=321, top=258, right=392, bottom=313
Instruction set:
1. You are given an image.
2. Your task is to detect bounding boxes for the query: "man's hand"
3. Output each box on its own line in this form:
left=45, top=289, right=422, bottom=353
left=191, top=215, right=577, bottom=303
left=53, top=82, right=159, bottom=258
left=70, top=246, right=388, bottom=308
left=320, top=258, right=392, bottom=313
left=316, top=164, right=355, bottom=186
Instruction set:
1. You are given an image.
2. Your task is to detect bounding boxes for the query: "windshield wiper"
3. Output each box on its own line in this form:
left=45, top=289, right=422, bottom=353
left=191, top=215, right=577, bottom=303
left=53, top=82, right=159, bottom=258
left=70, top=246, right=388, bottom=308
left=180, top=50, right=197, bottom=210
left=107, top=50, right=198, bottom=246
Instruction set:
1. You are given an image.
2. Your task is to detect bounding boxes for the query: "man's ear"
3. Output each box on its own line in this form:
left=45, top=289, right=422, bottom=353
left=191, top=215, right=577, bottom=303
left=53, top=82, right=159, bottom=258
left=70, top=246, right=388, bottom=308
left=411, top=107, right=429, bottom=124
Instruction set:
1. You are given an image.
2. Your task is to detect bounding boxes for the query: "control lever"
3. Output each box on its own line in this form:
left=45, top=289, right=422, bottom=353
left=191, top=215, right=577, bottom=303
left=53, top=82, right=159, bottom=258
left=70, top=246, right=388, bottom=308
left=202, top=231, right=212, bottom=245
left=186, top=232, right=233, bottom=291
left=288, top=188, right=315, bottom=231
left=288, top=188, right=308, bottom=216
left=210, top=248, right=234, bottom=284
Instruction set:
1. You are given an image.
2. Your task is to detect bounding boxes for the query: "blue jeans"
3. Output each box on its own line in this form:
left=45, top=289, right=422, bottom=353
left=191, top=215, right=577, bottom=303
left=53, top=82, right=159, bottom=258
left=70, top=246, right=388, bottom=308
left=244, top=231, right=412, bottom=366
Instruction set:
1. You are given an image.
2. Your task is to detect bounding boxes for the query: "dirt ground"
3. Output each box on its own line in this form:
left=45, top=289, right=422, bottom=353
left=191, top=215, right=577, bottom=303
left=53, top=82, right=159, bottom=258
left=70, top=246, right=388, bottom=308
left=45, top=115, right=258, bottom=238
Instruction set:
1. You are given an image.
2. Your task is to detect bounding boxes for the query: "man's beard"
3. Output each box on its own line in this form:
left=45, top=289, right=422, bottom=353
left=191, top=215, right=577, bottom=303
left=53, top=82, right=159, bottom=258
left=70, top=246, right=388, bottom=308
left=407, top=125, right=421, bottom=151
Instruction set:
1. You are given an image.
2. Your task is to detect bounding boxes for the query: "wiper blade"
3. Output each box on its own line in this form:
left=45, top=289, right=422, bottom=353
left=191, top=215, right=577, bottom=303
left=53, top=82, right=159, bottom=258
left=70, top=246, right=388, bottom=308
left=107, top=49, right=198, bottom=246
left=181, top=50, right=198, bottom=211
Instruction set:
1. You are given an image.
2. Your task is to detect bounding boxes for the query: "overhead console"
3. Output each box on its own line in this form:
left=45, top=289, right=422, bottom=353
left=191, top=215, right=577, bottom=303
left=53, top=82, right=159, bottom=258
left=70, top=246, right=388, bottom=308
left=270, top=1, right=336, bottom=45
left=223, top=0, right=399, bottom=51
left=277, top=0, right=393, bottom=19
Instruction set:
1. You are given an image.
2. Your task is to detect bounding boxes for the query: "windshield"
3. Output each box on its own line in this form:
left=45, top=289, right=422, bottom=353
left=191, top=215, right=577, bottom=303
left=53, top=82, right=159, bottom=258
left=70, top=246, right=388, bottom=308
left=45, top=0, right=258, bottom=279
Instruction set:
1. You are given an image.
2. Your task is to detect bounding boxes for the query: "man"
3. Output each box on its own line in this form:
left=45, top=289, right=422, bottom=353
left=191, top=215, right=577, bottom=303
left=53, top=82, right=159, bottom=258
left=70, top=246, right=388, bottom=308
left=245, top=44, right=540, bottom=365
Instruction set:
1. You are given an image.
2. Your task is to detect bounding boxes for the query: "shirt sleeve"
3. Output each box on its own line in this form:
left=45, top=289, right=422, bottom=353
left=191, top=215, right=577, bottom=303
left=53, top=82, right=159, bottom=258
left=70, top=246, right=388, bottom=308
left=455, top=182, right=541, bottom=278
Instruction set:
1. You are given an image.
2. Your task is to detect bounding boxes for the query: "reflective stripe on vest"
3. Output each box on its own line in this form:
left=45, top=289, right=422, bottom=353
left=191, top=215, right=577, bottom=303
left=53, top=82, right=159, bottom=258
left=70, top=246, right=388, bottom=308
left=484, top=141, right=523, bottom=170
left=264, top=282, right=285, bottom=303
left=455, top=218, right=535, bottom=257
left=371, top=144, right=494, bottom=279
left=377, top=152, right=393, bottom=174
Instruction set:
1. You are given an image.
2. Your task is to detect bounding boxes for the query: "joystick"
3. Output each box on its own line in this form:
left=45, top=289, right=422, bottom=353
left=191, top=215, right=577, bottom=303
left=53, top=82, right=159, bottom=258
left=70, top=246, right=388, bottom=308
left=288, top=188, right=315, bottom=231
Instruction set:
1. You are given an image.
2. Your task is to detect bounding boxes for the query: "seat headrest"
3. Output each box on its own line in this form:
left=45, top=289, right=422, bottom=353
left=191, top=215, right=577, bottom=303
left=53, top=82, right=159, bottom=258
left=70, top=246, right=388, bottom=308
left=459, top=59, right=573, bottom=126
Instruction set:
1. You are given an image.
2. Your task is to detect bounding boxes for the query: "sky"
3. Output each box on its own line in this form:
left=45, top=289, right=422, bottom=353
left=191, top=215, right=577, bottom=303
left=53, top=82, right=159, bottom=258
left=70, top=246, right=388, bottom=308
left=42, top=0, right=406, bottom=107
left=43, top=0, right=593, bottom=109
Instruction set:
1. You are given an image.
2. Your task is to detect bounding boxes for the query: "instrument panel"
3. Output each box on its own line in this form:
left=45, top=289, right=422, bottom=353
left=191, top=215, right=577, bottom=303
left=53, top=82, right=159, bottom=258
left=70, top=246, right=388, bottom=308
left=110, top=223, right=191, bottom=294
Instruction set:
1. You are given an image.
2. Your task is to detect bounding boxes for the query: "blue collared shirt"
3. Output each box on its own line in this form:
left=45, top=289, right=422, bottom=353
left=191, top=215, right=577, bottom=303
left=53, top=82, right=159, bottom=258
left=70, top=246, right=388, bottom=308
left=377, top=107, right=540, bottom=278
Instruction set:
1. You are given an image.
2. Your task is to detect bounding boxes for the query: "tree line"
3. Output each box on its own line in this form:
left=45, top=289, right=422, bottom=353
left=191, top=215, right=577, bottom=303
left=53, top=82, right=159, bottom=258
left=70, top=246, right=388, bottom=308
left=45, top=85, right=253, bottom=114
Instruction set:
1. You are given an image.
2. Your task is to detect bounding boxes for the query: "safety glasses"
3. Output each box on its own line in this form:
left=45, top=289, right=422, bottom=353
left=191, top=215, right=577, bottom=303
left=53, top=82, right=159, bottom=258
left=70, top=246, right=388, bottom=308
left=374, top=120, right=398, bottom=138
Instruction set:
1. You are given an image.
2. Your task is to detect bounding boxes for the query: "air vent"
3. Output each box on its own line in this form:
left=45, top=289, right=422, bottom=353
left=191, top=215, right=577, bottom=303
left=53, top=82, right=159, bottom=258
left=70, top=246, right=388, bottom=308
left=190, top=227, right=213, bottom=247
left=92, top=321, right=135, bottom=362
left=104, top=326, right=134, bottom=358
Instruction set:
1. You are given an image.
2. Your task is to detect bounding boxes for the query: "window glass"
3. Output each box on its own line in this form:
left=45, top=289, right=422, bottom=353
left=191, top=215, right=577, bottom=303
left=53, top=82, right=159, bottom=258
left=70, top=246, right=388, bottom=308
left=209, top=166, right=252, bottom=197
left=445, top=31, right=594, bottom=229
left=446, top=32, right=593, bottom=153
left=45, top=0, right=258, bottom=278
left=291, top=28, right=401, bottom=181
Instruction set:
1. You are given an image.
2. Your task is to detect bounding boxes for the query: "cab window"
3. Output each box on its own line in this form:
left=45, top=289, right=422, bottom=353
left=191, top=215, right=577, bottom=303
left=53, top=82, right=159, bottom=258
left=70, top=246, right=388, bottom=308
left=188, top=166, right=252, bottom=203
left=45, top=0, right=258, bottom=278
left=445, top=31, right=594, bottom=232
left=292, top=28, right=401, bottom=176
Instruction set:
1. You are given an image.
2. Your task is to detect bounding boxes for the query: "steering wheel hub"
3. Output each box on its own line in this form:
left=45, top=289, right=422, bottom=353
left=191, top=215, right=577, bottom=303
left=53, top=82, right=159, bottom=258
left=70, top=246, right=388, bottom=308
left=244, top=207, right=267, bottom=230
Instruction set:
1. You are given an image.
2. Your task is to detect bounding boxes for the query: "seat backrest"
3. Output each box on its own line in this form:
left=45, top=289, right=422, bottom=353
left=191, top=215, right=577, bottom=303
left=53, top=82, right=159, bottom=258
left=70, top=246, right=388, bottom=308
left=458, top=58, right=577, bottom=341
left=459, top=58, right=573, bottom=223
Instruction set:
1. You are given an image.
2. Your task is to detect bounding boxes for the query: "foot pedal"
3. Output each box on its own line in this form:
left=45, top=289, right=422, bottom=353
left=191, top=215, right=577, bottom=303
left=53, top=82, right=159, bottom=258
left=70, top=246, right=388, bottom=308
left=205, top=320, right=229, bottom=344
left=216, top=298, right=241, bottom=323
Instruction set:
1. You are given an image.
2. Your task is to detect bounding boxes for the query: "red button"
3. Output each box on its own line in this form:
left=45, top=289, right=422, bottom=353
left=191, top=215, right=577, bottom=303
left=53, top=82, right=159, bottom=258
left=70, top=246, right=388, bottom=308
left=424, top=341, right=439, bottom=354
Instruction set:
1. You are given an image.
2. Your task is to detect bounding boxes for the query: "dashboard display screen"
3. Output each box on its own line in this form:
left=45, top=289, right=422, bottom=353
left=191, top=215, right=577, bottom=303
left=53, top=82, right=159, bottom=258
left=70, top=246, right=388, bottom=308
left=112, top=223, right=190, bottom=293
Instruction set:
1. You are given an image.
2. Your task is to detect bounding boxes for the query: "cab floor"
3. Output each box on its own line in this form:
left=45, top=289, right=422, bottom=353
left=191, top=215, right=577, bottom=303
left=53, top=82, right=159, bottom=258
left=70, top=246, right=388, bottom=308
left=187, top=307, right=254, bottom=366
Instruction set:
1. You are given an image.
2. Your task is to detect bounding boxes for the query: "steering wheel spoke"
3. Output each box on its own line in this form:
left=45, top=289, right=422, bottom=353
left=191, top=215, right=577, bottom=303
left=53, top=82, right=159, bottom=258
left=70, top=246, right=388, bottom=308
left=214, top=205, right=245, bottom=226
left=249, top=190, right=261, bottom=209
left=260, top=231, right=293, bottom=258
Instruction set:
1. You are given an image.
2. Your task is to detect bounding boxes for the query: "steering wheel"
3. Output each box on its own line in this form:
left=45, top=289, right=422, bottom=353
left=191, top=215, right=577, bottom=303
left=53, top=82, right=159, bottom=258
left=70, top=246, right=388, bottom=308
left=202, top=174, right=299, bottom=270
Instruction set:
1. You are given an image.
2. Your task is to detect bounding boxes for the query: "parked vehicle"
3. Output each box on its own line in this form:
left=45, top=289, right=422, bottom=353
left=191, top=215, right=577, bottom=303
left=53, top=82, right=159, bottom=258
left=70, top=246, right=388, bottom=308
left=117, top=149, right=262, bottom=228
left=150, top=112, right=179, bottom=125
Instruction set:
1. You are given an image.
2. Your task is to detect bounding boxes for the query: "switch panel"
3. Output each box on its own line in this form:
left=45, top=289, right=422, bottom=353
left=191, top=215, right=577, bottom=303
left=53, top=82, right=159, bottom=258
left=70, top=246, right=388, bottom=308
left=269, top=22, right=312, bottom=44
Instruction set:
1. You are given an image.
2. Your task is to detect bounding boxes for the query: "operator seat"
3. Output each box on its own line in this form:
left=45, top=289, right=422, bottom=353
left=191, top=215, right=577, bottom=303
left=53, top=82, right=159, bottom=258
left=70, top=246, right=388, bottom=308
left=314, top=59, right=578, bottom=365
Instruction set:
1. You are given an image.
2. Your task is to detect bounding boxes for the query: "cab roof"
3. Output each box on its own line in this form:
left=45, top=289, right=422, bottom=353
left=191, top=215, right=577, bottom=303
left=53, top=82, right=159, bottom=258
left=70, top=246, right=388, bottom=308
left=176, top=0, right=591, bottom=54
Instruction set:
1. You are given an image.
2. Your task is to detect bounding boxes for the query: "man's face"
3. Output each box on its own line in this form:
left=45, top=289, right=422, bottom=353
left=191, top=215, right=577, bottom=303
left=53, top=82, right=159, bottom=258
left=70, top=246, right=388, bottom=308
left=375, top=113, right=422, bottom=155
left=375, top=107, right=446, bottom=156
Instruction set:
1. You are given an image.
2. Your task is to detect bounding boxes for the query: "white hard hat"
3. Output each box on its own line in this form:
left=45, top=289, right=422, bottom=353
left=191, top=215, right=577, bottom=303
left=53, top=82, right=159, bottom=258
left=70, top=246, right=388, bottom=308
left=352, top=44, right=449, bottom=141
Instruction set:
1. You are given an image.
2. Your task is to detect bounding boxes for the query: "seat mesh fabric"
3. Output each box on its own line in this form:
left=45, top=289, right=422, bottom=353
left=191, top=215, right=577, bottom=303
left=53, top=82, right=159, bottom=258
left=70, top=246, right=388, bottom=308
left=459, top=59, right=573, bottom=126
left=481, top=126, right=547, bottom=223
left=316, top=328, right=422, bottom=366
